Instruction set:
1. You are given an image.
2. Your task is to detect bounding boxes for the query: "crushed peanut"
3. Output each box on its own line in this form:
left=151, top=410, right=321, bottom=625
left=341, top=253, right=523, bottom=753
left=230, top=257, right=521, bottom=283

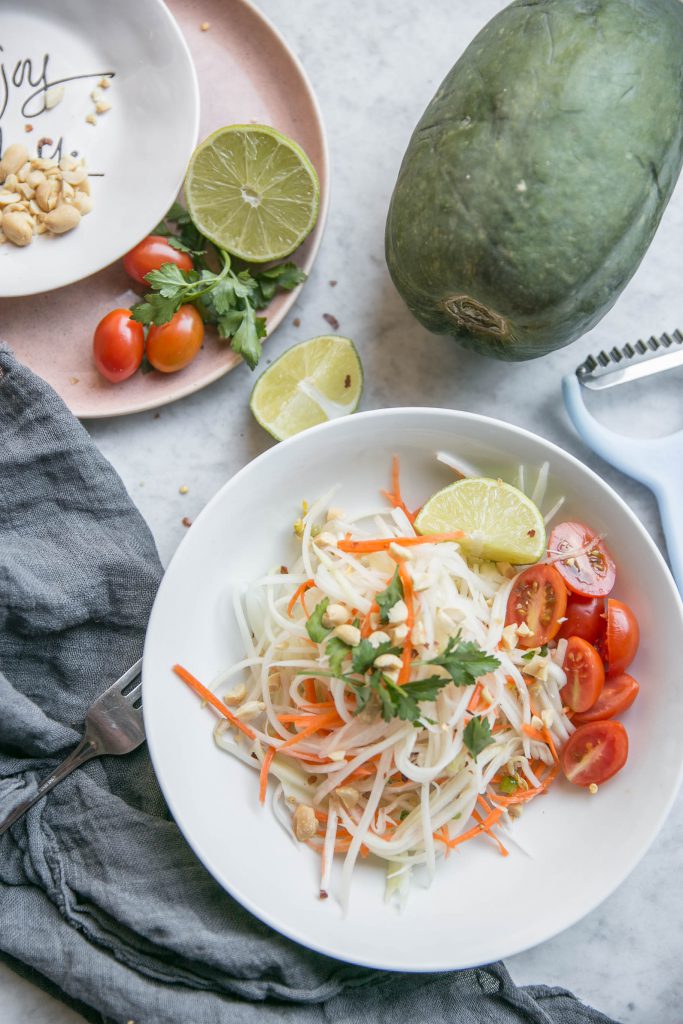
left=292, top=804, right=317, bottom=841
left=179, top=485, right=189, bottom=494
left=588, top=783, right=599, bottom=795
left=0, top=144, right=92, bottom=246
left=200, top=20, right=211, bottom=30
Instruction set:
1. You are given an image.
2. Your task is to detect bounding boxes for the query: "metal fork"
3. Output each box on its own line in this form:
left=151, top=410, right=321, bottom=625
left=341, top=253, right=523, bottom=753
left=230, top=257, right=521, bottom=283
left=0, top=659, right=145, bottom=836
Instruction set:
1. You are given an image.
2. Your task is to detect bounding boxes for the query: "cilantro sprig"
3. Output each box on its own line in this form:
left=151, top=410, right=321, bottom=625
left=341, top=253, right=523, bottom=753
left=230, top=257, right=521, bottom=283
left=130, top=203, right=306, bottom=370
left=424, top=634, right=500, bottom=686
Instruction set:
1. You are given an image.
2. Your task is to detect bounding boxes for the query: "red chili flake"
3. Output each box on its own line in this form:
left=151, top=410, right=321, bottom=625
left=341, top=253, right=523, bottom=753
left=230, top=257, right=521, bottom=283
left=329, top=280, right=337, bottom=287
left=37, top=137, right=53, bottom=148
left=181, top=516, right=192, bottom=528
left=527, top=529, right=536, bottom=537
left=344, top=374, right=351, bottom=389
left=280, top=565, right=289, bottom=574
left=319, top=889, right=329, bottom=900
left=323, top=313, right=339, bottom=330
left=292, top=317, right=301, bottom=328
left=24, top=124, right=33, bottom=133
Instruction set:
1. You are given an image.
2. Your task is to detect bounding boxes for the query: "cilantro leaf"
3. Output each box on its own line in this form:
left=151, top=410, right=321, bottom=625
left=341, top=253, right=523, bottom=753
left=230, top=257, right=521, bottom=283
left=326, top=635, right=351, bottom=676
left=427, top=634, right=500, bottom=686
left=402, top=676, right=452, bottom=702
left=129, top=291, right=182, bottom=326
left=351, top=639, right=401, bottom=675
left=463, top=716, right=494, bottom=760
left=376, top=567, right=404, bottom=624
left=230, top=304, right=266, bottom=370
left=522, top=645, right=548, bottom=661
left=306, top=598, right=331, bottom=643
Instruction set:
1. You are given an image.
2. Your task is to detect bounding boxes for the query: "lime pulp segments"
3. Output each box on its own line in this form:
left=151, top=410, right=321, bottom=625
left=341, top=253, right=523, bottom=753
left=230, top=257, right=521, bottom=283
left=185, top=125, right=320, bottom=263
left=250, top=335, right=363, bottom=441
left=414, top=477, right=546, bottom=564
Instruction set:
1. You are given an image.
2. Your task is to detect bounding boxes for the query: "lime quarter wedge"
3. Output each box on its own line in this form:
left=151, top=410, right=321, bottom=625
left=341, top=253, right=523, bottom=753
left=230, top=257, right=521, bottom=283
left=250, top=335, right=363, bottom=441
left=414, top=477, right=546, bottom=564
left=185, top=125, right=320, bottom=263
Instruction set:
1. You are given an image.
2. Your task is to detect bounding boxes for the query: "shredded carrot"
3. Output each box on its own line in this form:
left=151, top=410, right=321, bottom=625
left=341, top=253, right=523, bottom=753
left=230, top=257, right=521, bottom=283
left=381, top=455, right=418, bottom=524
left=259, top=746, right=276, bottom=805
left=472, top=808, right=509, bottom=856
left=337, top=532, right=464, bottom=554
left=521, top=723, right=547, bottom=744
left=360, top=602, right=379, bottom=637
left=442, top=805, right=505, bottom=850
left=277, top=710, right=343, bottom=750
left=303, top=677, right=318, bottom=704
left=173, top=664, right=256, bottom=740
left=287, top=578, right=314, bottom=617
left=491, top=764, right=560, bottom=806
left=542, top=726, right=559, bottom=763
left=396, top=561, right=414, bottom=684
left=467, top=682, right=483, bottom=712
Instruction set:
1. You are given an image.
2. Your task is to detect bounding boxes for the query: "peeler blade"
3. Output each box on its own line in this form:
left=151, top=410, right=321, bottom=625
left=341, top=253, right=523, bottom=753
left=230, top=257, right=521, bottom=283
left=576, top=329, right=683, bottom=391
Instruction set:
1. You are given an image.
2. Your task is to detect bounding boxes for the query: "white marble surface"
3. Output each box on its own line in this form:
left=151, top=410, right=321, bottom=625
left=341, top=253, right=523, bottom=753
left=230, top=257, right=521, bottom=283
left=4, top=0, right=683, bottom=1020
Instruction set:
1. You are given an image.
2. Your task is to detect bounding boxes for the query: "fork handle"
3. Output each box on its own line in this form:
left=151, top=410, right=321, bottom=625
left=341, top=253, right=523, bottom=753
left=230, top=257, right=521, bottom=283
left=0, top=736, right=98, bottom=837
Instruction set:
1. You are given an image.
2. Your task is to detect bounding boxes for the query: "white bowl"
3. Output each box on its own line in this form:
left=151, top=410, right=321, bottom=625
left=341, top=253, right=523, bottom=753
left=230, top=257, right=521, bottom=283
left=143, top=408, right=683, bottom=971
left=0, top=0, right=199, bottom=296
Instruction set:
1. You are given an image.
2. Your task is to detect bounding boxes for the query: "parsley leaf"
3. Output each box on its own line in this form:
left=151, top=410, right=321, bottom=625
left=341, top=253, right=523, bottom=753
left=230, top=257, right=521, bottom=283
left=306, top=598, right=331, bottom=643
left=351, top=639, right=401, bottom=675
left=426, top=634, right=500, bottom=686
left=401, top=676, right=452, bottom=702
left=230, top=303, right=267, bottom=370
left=326, top=635, right=351, bottom=676
left=376, top=567, right=404, bottom=624
left=463, top=716, right=495, bottom=760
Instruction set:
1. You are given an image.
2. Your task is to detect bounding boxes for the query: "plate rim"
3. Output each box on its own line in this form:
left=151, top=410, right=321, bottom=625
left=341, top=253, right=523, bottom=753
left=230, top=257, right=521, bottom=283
left=143, top=406, right=683, bottom=971
left=0, top=0, right=201, bottom=299
left=77, top=0, right=330, bottom=420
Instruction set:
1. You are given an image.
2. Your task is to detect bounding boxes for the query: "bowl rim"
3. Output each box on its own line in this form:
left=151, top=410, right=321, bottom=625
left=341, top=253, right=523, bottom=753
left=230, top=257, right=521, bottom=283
left=143, top=406, right=683, bottom=970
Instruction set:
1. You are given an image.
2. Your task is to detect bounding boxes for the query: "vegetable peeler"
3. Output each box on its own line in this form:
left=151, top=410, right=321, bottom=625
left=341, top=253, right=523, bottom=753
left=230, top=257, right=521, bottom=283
left=562, top=330, right=683, bottom=594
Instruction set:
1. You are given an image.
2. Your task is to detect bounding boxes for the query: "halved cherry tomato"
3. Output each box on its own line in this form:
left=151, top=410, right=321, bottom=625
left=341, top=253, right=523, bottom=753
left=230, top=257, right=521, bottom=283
left=93, top=308, right=144, bottom=383
left=123, top=235, right=194, bottom=286
left=561, top=720, right=628, bottom=786
left=558, top=595, right=605, bottom=645
left=548, top=522, right=616, bottom=597
left=146, top=304, right=204, bottom=373
left=604, top=598, right=640, bottom=677
left=560, top=636, right=605, bottom=712
left=572, top=674, right=640, bottom=726
left=505, top=564, right=568, bottom=649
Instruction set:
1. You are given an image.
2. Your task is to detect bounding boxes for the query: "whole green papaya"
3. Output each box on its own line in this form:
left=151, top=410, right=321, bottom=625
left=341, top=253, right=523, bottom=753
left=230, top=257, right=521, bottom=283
left=385, top=0, right=683, bottom=360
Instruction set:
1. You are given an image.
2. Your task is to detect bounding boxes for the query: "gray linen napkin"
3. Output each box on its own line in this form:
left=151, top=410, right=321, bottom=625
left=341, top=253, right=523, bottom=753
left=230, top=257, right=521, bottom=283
left=0, top=344, right=619, bottom=1024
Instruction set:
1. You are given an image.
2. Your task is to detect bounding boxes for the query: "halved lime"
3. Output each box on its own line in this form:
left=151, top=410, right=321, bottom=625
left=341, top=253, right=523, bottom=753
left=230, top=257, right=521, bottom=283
left=250, top=335, right=363, bottom=441
left=414, top=477, right=546, bottom=564
left=185, top=125, right=319, bottom=262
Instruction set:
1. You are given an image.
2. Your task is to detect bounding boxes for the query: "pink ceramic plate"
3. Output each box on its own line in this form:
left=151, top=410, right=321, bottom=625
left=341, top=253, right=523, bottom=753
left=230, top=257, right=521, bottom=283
left=2, top=0, right=329, bottom=419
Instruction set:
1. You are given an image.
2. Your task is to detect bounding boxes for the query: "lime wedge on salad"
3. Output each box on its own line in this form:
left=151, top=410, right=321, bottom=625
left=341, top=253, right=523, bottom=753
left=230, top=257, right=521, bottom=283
left=250, top=335, right=363, bottom=441
left=185, top=125, right=320, bottom=263
left=414, top=477, right=546, bottom=564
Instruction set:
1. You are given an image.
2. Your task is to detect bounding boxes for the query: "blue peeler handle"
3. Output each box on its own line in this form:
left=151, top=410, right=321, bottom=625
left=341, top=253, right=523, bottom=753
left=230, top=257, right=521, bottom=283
left=562, top=373, right=683, bottom=596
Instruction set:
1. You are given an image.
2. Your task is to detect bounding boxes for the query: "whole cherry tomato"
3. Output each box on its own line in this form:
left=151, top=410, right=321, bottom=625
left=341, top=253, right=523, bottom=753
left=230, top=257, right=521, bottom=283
left=93, top=308, right=144, bottom=383
left=146, top=304, right=204, bottom=373
left=123, top=235, right=193, bottom=286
